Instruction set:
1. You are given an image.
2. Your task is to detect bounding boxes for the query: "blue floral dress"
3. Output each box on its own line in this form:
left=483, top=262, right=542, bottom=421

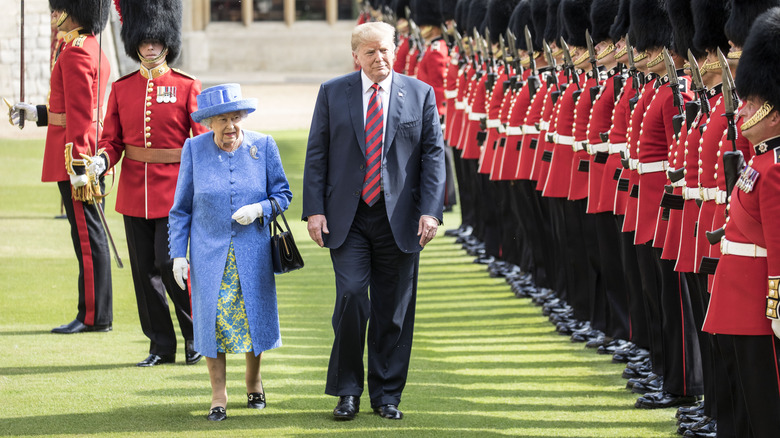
left=216, top=241, right=253, bottom=353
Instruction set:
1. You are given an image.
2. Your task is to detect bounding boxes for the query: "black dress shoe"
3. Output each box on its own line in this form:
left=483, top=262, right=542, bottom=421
left=676, top=402, right=703, bottom=418
left=207, top=406, right=226, bottom=421
left=185, top=340, right=202, bottom=365
left=374, top=404, right=403, bottom=420
left=247, top=392, right=266, bottom=409
left=635, top=391, right=700, bottom=409
left=137, top=354, right=175, bottom=367
left=333, top=395, right=359, bottom=420
left=51, top=319, right=112, bottom=334
left=677, top=416, right=714, bottom=435
left=630, top=373, right=663, bottom=394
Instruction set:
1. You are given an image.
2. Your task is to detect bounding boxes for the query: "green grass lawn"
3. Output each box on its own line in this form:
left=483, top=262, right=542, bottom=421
left=0, top=133, right=678, bottom=437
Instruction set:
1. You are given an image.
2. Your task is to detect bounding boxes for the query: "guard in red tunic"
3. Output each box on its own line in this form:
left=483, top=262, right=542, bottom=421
left=703, top=9, right=780, bottom=435
left=10, top=0, right=113, bottom=334
left=96, top=0, right=208, bottom=366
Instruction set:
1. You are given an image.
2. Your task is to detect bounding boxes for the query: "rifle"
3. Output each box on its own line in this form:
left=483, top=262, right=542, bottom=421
left=586, top=29, right=602, bottom=103
left=524, top=26, right=540, bottom=98
left=543, top=40, right=561, bottom=102
left=663, top=48, right=685, bottom=138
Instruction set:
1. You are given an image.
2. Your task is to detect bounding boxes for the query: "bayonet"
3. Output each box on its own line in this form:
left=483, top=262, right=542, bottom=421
left=586, top=29, right=598, bottom=74
left=687, top=49, right=710, bottom=117
left=663, top=48, right=685, bottom=137
left=524, top=25, right=537, bottom=76
left=719, top=47, right=739, bottom=151
left=560, top=38, right=580, bottom=90
left=498, top=34, right=508, bottom=68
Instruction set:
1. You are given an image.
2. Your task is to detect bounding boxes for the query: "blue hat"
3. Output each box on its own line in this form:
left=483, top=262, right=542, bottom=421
left=191, top=83, right=257, bottom=123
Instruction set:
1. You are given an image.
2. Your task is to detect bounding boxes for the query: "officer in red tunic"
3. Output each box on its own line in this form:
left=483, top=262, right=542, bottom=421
left=94, top=0, right=208, bottom=367
left=10, top=0, right=113, bottom=334
left=703, top=8, right=780, bottom=436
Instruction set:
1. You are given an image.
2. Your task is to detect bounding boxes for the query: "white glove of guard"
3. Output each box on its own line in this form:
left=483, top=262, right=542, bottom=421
left=87, top=155, right=107, bottom=178
left=69, top=173, right=88, bottom=188
left=772, top=319, right=780, bottom=340
left=10, top=102, right=37, bottom=126
left=232, top=202, right=263, bottom=225
left=172, top=257, right=189, bottom=290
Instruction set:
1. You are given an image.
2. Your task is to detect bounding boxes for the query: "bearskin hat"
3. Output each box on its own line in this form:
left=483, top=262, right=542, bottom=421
left=50, top=0, right=112, bottom=34
left=467, top=0, right=489, bottom=36
left=545, top=0, right=562, bottom=44
left=118, top=0, right=182, bottom=64
left=561, top=0, right=592, bottom=47
left=530, top=0, right=547, bottom=48
left=725, top=0, right=780, bottom=48
left=392, top=0, right=410, bottom=20
left=736, top=7, right=780, bottom=109
left=629, top=0, right=671, bottom=52
left=412, top=0, right=443, bottom=26
left=510, top=0, right=534, bottom=50
left=440, top=0, right=459, bottom=21
left=487, top=0, right=521, bottom=41
left=691, top=0, right=730, bottom=53
left=455, top=0, right=470, bottom=34
left=608, top=0, right=629, bottom=42
left=666, top=0, right=703, bottom=58
left=590, top=0, right=618, bottom=43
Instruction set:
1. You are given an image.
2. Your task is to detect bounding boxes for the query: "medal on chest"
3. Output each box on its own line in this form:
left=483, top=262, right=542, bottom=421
left=736, top=164, right=759, bottom=193
left=156, top=86, right=178, bottom=103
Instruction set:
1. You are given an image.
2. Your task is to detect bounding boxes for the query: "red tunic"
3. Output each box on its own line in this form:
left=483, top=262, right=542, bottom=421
left=460, top=71, right=489, bottom=160
left=569, top=73, right=598, bottom=201
left=42, top=30, right=111, bottom=183
left=393, top=36, right=411, bottom=74
left=517, top=76, right=551, bottom=181
left=100, top=66, right=207, bottom=219
left=659, top=112, right=689, bottom=260
left=586, top=69, right=619, bottom=213
left=601, top=75, right=637, bottom=214
left=542, top=71, right=585, bottom=198
left=704, top=140, right=780, bottom=335
left=443, top=49, right=460, bottom=144
left=491, top=68, right=527, bottom=180
left=479, top=67, right=507, bottom=174
left=416, top=38, right=450, bottom=116
left=532, top=70, right=567, bottom=189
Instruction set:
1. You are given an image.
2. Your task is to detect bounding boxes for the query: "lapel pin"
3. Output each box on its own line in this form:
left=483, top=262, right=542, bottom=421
left=398, top=92, right=403, bottom=97
left=250, top=145, right=259, bottom=159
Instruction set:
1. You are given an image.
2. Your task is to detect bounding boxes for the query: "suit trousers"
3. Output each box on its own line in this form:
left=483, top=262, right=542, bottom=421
left=57, top=181, right=112, bottom=326
left=326, top=197, right=419, bottom=408
left=124, top=215, right=193, bottom=355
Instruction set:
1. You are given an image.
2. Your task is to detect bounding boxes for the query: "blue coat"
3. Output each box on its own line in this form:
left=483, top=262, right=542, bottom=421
left=169, top=130, right=292, bottom=358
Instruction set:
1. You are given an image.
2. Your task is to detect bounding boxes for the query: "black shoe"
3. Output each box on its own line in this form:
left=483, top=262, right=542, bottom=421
left=185, top=340, right=202, bottom=365
left=247, top=392, right=266, bottom=409
left=207, top=406, right=226, bottom=421
left=676, top=402, right=704, bottom=419
left=51, top=319, right=112, bottom=334
left=333, top=395, right=359, bottom=420
left=677, top=416, right=714, bottom=435
left=622, top=363, right=651, bottom=380
left=374, top=404, right=403, bottom=420
left=635, top=391, right=700, bottom=409
left=137, top=354, right=175, bottom=367
left=630, top=373, right=663, bottom=394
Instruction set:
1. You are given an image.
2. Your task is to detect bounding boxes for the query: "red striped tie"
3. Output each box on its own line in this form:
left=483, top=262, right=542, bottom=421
left=362, top=83, right=383, bottom=206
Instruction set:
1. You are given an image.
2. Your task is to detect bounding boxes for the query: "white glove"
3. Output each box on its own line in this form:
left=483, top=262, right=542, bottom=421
left=87, top=155, right=107, bottom=177
left=172, top=257, right=189, bottom=290
left=10, top=102, right=37, bottom=126
left=772, top=319, right=780, bottom=340
left=69, top=173, right=88, bottom=188
left=232, top=203, right=264, bottom=225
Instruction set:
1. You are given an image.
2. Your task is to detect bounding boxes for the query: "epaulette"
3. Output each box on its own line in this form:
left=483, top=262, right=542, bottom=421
left=775, top=148, right=780, bottom=164
left=73, top=35, right=88, bottom=47
left=116, top=70, right=137, bottom=82
left=172, top=68, right=197, bottom=80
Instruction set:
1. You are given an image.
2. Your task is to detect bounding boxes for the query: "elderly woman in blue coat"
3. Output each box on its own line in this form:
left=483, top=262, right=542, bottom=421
left=168, top=83, right=292, bottom=422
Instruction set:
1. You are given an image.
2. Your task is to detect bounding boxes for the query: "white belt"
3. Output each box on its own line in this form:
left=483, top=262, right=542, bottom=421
left=547, top=131, right=558, bottom=143
left=587, top=142, right=609, bottom=155
left=629, top=158, right=639, bottom=170
left=506, top=126, right=523, bottom=135
left=671, top=178, right=686, bottom=188
left=715, top=189, right=728, bottom=204
left=700, top=186, right=718, bottom=202
left=466, top=104, right=472, bottom=113
left=523, top=125, right=540, bottom=135
left=682, top=186, right=700, bottom=200
left=444, top=89, right=458, bottom=99
left=557, top=135, right=575, bottom=146
left=468, top=112, right=486, bottom=121
left=455, top=101, right=466, bottom=110
left=573, top=140, right=588, bottom=152
left=539, top=121, right=550, bottom=131
left=486, top=119, right=501, bottom=128
left=636, top=160, right=669, bottom=174
left=721, top=238, right=767, bottom=258
left=609, top=142, right=628, bottom=155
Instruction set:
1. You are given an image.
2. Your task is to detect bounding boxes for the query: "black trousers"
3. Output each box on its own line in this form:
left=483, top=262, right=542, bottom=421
left=619, top=226, right=650, bottom=350
left=635, top=242, right=664, bottom=377
left=594, top=213, right=630, bottom=340
left=124, top=215, right=193, bottom=356
left=686, top=272, right=716, bottom=418
left=326, top=197, right=419, bottom=408
left=717, top=334, right=780, bottom=438
left=57, top=181, right=112, bottom=326
left=443, top=145, right=457, bottom=209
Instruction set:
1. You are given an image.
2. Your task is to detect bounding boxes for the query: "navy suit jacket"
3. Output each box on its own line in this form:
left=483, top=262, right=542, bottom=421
left=302, top=70, right=446, bottom=253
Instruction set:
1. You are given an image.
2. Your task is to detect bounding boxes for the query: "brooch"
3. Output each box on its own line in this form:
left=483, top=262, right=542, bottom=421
left=250, top=145, right=259, bottom=159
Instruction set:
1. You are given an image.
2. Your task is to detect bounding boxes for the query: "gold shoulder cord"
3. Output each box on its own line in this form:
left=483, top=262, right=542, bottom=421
left=741, top=101, right=774, bottom=131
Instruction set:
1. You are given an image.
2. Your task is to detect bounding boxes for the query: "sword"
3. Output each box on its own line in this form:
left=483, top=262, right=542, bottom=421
left=19, top=0, right=25, bottom=129
left=80, top=152, right=123, bottom=268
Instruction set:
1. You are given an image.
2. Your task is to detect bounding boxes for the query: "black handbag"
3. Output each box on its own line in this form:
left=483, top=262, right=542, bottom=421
left=269, top=198, right=304, bottom=274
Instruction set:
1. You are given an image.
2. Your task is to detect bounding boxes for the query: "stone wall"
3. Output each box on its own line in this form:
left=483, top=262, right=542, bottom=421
left=0, top=1, right=52, bottom=106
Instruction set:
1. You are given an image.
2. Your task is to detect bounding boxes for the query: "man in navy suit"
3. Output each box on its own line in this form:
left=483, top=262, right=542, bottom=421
left=302, top=21, right=446, bottom=421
